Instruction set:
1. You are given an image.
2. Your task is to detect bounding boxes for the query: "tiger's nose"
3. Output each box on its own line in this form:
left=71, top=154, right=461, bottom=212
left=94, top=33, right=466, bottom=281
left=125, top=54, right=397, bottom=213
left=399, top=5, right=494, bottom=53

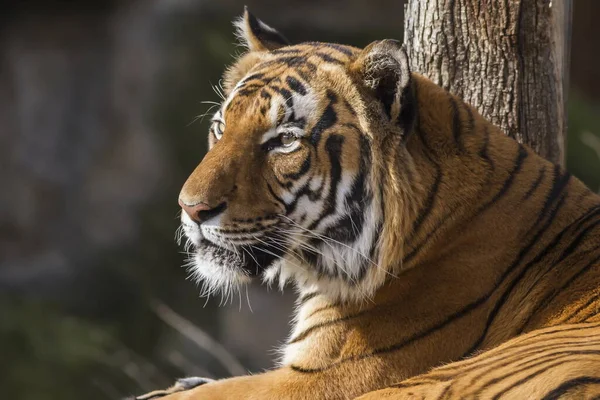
left=178, top=198, right=227, bottom=223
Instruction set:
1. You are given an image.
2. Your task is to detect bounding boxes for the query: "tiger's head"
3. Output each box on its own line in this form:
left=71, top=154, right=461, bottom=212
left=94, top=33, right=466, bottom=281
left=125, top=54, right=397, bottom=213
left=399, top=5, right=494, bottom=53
left=179, top=8, right=418, bottom=302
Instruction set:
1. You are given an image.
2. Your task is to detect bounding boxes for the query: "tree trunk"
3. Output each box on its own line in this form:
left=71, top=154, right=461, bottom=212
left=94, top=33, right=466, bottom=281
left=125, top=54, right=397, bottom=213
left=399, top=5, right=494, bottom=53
left=403, top=0, right=572, bottom=166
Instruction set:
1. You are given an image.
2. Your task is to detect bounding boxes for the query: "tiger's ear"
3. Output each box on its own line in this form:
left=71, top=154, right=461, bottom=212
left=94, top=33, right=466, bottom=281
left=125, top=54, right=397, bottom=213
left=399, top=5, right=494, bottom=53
left=223, top=8, right=290, bottom=94
left=350, top=39, right=416, bottom=135
left=234, top=7, right=290, bottom=52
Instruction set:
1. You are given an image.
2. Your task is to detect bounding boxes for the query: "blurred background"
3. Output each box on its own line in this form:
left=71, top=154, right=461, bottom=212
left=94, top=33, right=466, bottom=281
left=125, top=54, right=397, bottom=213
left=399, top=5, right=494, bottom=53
left=1, top=1, right=598, bottom=399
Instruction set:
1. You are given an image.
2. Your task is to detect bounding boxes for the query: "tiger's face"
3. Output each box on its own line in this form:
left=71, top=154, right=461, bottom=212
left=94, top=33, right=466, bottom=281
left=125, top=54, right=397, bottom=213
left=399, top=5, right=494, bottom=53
left=178, top=10, right=416, bottom=301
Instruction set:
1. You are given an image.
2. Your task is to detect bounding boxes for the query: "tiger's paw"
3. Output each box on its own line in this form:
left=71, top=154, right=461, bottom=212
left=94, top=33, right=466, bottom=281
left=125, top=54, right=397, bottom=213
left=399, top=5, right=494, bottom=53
left=131, top=377, right=214, bottom=400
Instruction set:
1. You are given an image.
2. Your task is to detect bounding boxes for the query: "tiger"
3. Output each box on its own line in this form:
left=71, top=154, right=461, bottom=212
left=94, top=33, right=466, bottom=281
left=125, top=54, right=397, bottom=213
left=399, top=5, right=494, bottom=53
left=134, top=7, right=600, bottom=400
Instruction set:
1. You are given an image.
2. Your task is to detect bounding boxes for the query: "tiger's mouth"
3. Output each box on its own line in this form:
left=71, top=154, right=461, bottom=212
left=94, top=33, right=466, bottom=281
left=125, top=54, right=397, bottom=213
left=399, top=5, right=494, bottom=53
left=180, top=213, right=286, bottom=280
left=194, top=237, right=282, bottom=277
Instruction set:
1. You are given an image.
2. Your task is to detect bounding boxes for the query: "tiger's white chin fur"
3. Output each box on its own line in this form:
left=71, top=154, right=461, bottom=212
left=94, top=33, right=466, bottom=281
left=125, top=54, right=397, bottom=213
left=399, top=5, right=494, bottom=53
left=181, top=229, right=390, bottom=304
left=188, top=254, right=389, bottom=305
left=262, top=260, right=390, bottom=304
left=189, top=253, right=252, bottom=303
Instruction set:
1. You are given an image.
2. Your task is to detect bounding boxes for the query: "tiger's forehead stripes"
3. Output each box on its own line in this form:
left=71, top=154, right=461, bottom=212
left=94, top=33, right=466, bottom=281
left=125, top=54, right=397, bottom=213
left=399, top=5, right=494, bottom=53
left=218, top=42, right=361, bottom=133
left=229, top=42, right=357, bottom=91
left=223, top=67, right=324, bottom=144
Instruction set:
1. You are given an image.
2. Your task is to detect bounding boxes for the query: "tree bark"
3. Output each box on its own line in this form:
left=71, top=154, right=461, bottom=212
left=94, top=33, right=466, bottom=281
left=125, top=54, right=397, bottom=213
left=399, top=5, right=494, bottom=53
left=404, top=0, right=572, bottom=165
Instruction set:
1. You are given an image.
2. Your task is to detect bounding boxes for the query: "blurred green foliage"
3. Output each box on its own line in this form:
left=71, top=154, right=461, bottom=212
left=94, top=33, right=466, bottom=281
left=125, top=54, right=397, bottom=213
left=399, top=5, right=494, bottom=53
left=0, top=13, right=239, bottom=400
left=567, top=92, right=600, bottom=193
left=0, top=298, right=115, bottom=400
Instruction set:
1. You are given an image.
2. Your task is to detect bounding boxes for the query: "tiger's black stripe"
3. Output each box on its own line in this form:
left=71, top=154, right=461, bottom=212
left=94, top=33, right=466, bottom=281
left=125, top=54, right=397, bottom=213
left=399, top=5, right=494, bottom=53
left=285, top=76, right=307, bottom=95
left=477, top=144, right=529, bottom=213
left=490, top=354, right=600, bottom=400
left=388, top=325, right=600, bottom=390
left=457, top=339, right=600, bottom=386
left=562, top=292, right=600, bottom=323
left=314, top=52, right=345, bottom=65
left=522, top=166, right=547, bottom=201
left=305, top=303, right=343, bottom=319
left=463, top=193, right=569, bottom=355
left=287, top=308, right=370, bottom=345
left=397, top=81, right=417, bottom=137
left=404, top=131, right=443, bottom=248
left=303, top=42, right=355, bottom=57
left=472, top=348, right=600, bottom=396
left=270, top=48, right=303, bottom=56
left=523, top=166, right=571, bottom=238
left=401, top=339, right=600, bottom=392
left=516, top=225, right=600, bottom=331
left=309, top=91, right=338, bottom=146
left=264, top=178, right=287, bottom=210
left=284, top=181, right=322, bottom=215
left=510, top=206, right=600, bottom=329
left=479, top=125, right=495, bottom=171
left=529, top=252, right=600, bottom=324
left=540, top=376, right=600, bottom=400
left=449, top=96, right=464, bottom=152
left=297, top=291, right=319, bottom=306
left=307, top=134, right=344, bottom=230
left=325, top=134, right=372, bottom=246
left=271, top=86, right=295, bottom=121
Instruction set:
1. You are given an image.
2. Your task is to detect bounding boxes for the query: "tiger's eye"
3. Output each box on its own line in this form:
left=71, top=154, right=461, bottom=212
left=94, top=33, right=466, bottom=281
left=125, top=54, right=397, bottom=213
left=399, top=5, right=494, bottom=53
left=281, top=132, right=296, bottom=147
left=213, top=121, right=225, bottom=139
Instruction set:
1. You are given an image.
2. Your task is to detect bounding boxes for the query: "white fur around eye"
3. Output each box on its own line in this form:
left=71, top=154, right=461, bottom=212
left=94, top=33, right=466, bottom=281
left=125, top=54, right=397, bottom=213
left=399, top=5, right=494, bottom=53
left=260, top=127, right=280, bottom=144
left=271, top=139, right=301, bottom=154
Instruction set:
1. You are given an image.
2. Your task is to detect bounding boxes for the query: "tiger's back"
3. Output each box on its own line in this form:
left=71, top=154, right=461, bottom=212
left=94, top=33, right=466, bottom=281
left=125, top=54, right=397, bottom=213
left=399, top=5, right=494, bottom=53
left=361, top=322, right=600, bottom=399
